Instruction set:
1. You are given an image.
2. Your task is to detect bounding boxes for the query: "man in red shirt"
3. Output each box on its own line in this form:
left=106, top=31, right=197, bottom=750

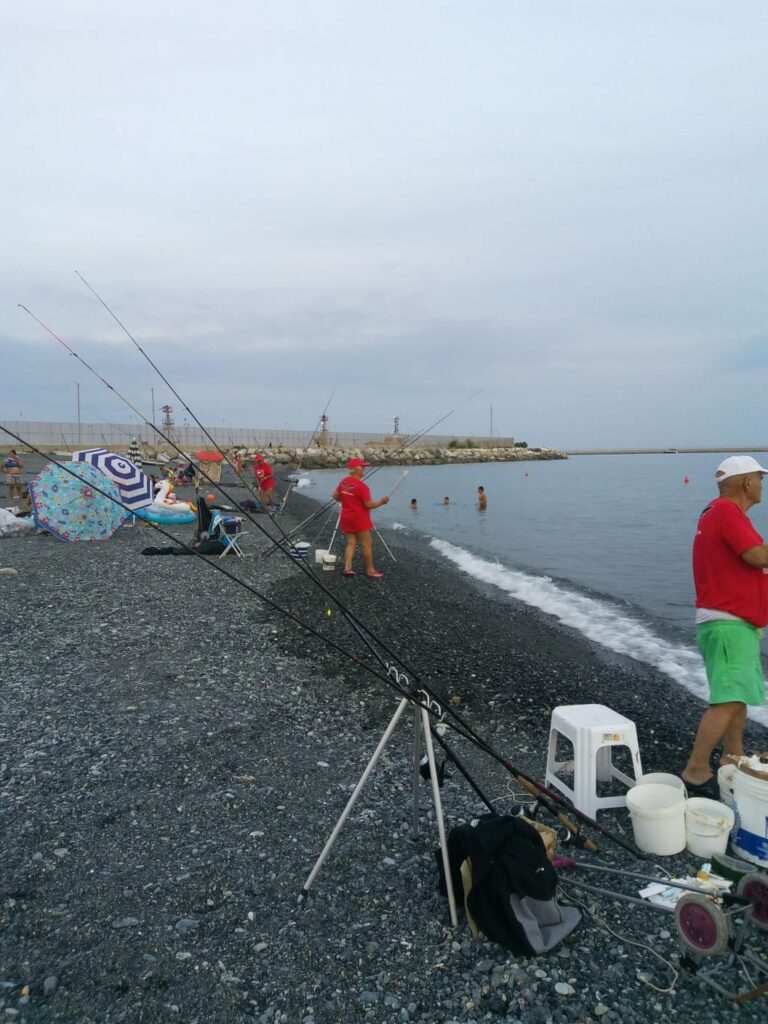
left=332, top=457, right=390, bottom=578
left=682, top=455, right=768, bottom=797
left=253, top=454, right=276, bottom=510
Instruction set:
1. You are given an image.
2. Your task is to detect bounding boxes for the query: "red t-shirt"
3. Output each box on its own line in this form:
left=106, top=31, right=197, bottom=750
left=337, top=475, right=373, bottom=533
left=254, top=462, right=274, bottom=490
left=693, top=497, right=768, bottom=627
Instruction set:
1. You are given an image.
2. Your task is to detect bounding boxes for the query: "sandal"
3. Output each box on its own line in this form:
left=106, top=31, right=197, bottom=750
left=342, top=569, right=356, bottom=577
left=366, top=571, right=384, bottom=579
left=680, top=774, right=720, bottom=800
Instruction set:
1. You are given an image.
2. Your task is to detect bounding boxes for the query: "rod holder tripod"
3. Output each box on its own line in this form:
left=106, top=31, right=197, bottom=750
left=298, top=694, right=459, bottom=927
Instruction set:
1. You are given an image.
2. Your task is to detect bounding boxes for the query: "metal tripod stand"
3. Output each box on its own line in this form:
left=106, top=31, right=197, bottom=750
left=299, top=688, right=459, bottom=926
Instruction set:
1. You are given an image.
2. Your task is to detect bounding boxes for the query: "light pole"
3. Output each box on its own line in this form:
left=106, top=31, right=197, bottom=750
left=75, top=382, right=81, bottom=446
left=151, top=387, right=155, bottom=426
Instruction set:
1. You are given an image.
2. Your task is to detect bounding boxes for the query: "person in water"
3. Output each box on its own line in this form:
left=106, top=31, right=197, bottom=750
left=477, top=485, right=487, bottom=510
left=681, top=456, right=768, bottom=798
left=409, top=498, right=418, bottom=510
left=442, top=496, right=450, bottom=505
left=332, top=457, right=389, bottom=578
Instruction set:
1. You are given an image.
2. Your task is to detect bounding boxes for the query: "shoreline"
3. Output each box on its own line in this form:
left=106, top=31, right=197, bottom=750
left=1, top=467, right=767, bottom=1023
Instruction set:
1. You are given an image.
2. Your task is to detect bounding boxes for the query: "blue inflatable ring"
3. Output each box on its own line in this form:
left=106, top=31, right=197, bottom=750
left=135, top=507, right=197, bottom=526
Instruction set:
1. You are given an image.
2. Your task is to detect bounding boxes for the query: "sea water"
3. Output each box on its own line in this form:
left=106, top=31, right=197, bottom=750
left=305, top=453, right=768, bottom=726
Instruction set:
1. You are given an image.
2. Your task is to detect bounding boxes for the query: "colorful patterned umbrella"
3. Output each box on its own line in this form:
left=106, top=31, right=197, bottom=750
left=29, top=461, right=128, bottom=541
left=72, top=448, right=153, bottom=511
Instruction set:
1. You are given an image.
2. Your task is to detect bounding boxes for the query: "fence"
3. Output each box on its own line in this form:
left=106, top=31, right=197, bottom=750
left=0, top=420, right=515, bottom=451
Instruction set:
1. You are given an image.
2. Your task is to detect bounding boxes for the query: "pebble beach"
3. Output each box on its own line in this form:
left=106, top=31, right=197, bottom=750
left=2, top=459, right=768, bottom=1023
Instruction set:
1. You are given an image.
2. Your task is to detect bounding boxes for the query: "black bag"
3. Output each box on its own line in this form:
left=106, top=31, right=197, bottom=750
left=441, top=814, right=580, bottom=956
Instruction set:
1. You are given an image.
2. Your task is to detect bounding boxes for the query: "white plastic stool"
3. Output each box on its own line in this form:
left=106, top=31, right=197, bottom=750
left=545, top=704, right=643, bottom=819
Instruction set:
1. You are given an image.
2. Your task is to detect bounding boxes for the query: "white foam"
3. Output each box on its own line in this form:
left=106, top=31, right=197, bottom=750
left=391, top=521, right=409, bottom=532
left=430, top=538, right=768, bottom=727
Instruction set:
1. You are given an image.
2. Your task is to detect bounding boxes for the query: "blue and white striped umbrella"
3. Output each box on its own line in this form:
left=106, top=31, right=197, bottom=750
left=72, top=448, right=153, bottom=511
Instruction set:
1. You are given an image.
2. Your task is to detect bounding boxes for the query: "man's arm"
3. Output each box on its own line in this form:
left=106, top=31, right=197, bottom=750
left=741, top=545, right=768, bottom=568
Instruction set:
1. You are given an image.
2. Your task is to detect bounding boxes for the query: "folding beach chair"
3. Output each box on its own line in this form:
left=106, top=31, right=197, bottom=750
left=210, top=509, right=246, bottom=559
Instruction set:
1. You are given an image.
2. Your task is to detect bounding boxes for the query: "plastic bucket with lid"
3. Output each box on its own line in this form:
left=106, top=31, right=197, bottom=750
left=625, top=783, right=686, bottom=856
left=685, top=798, right=735, bottom=858
left=315, top=548, right=328, bottom=564
left=636, top=772, right=687, bottom=796
left=731, top=766, right=768, bottom=867
left=290, top=541, right=311, bottom=560
left=717, top=763, right=737, bottom=811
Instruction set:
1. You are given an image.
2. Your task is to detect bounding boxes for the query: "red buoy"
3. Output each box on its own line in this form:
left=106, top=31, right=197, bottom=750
left=684, top=476, right=689, bottom=484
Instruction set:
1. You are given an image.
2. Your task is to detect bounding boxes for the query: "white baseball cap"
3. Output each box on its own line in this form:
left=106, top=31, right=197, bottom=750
left=715, top=455, right=768, bottom=482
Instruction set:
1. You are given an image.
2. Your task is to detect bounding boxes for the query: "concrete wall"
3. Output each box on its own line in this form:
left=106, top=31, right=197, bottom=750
left=1, top=420, right=516, bottom=452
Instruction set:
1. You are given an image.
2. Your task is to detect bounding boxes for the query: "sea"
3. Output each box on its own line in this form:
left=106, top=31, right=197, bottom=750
left=301, top=453, right=768, bottom=728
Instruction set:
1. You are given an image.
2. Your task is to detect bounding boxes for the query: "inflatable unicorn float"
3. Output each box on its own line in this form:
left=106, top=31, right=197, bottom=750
left=135, top=479, right=197, bottom=526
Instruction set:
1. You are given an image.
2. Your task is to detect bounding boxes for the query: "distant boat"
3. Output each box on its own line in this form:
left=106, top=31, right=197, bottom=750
left=663, top=448, right=679, bottom=454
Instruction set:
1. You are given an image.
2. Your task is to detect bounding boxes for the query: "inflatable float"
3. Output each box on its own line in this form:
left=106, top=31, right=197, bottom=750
left=135, top=480, right=197, bottom=526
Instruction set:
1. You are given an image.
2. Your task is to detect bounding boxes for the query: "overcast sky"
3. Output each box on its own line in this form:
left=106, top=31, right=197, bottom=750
left=2, top=1, right=766, bottom=448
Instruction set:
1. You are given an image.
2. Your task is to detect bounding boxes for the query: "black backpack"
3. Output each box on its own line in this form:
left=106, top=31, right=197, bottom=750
left=441, top=813, right=580, bottom=956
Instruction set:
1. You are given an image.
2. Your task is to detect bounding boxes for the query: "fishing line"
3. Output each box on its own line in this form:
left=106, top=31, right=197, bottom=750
left=71, top=277, right=422, bottom=663
left=18, top=305, right=639, bottom=853
left=18, top=302, right=424, bottom=682
left=9, top=421, right=631, bottom=852
left=263, top=389, right=483, bottom=556
left=279, top=385, right=337, bottom=515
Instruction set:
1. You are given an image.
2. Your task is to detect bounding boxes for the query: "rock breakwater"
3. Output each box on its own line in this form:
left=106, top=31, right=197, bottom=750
left=228, top=445, right=566, bottom=469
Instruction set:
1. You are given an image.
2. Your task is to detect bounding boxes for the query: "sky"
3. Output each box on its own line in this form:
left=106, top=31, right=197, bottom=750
left=2, top=0, right=767, bottom=448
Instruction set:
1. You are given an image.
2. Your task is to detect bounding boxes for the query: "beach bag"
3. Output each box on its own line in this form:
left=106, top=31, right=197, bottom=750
left=440, top=814, right=581, bottom=955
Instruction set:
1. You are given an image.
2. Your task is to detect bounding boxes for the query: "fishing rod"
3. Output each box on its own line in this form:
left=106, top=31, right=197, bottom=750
left=2, top=427, right=530, bottom=826
left=18, top=305, right=431, bottom=685
left=262, top=390, right=483, bottom=557
left=8, top=414, right=633, bottom=856
left=73, top=276, right=410, bottom=614
left=29, top=300, right=640, bottom=856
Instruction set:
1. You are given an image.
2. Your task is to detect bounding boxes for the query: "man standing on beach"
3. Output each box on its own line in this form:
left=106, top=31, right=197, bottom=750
left=682, top=455, right=768, bottom=797
left=254, top=453, right=276, bottom=510
left=332, top=457, right=389, bottom=578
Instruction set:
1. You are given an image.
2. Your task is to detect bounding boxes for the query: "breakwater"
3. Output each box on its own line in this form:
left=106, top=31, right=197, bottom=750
left=249, top=444, right=566, bottom=468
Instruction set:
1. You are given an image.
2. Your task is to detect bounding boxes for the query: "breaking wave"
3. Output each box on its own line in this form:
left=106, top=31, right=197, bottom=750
left=430, top=538, right=768, bottom=727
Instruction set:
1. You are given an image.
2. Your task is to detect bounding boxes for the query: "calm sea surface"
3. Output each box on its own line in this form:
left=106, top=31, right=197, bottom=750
left=303, top=453, right=768, bottom=725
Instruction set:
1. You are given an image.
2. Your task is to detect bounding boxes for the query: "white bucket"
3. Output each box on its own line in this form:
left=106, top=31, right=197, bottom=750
left=322, top=553, right=337, bottom=572
left=315, top=547, right=328, bottom=565
left=685, top=797, right=735, bottom=858
left=636, top=772, right=687, bottom=796
left=625, top=783, right=686, bottom=856
left=717, top=763, right=737, bottom=811
left=731, top=766, right=768, bottom=867
left=291, top=541, right=311, bottom=560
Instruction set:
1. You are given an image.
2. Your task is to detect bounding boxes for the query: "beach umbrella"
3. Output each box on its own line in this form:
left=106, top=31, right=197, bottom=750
left=29, top=461, right=129, bottom=542
left=72, top=447, right=153, bottom=511
left=127, top=437, right=142, bottom=468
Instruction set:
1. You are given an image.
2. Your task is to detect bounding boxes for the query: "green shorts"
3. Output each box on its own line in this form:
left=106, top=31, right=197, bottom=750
left=697, top=620, right=766, bottom=707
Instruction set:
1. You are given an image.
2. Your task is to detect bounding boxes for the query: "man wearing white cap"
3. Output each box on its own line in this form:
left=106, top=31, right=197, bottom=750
left=682, top=455, right=768, bottom=797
